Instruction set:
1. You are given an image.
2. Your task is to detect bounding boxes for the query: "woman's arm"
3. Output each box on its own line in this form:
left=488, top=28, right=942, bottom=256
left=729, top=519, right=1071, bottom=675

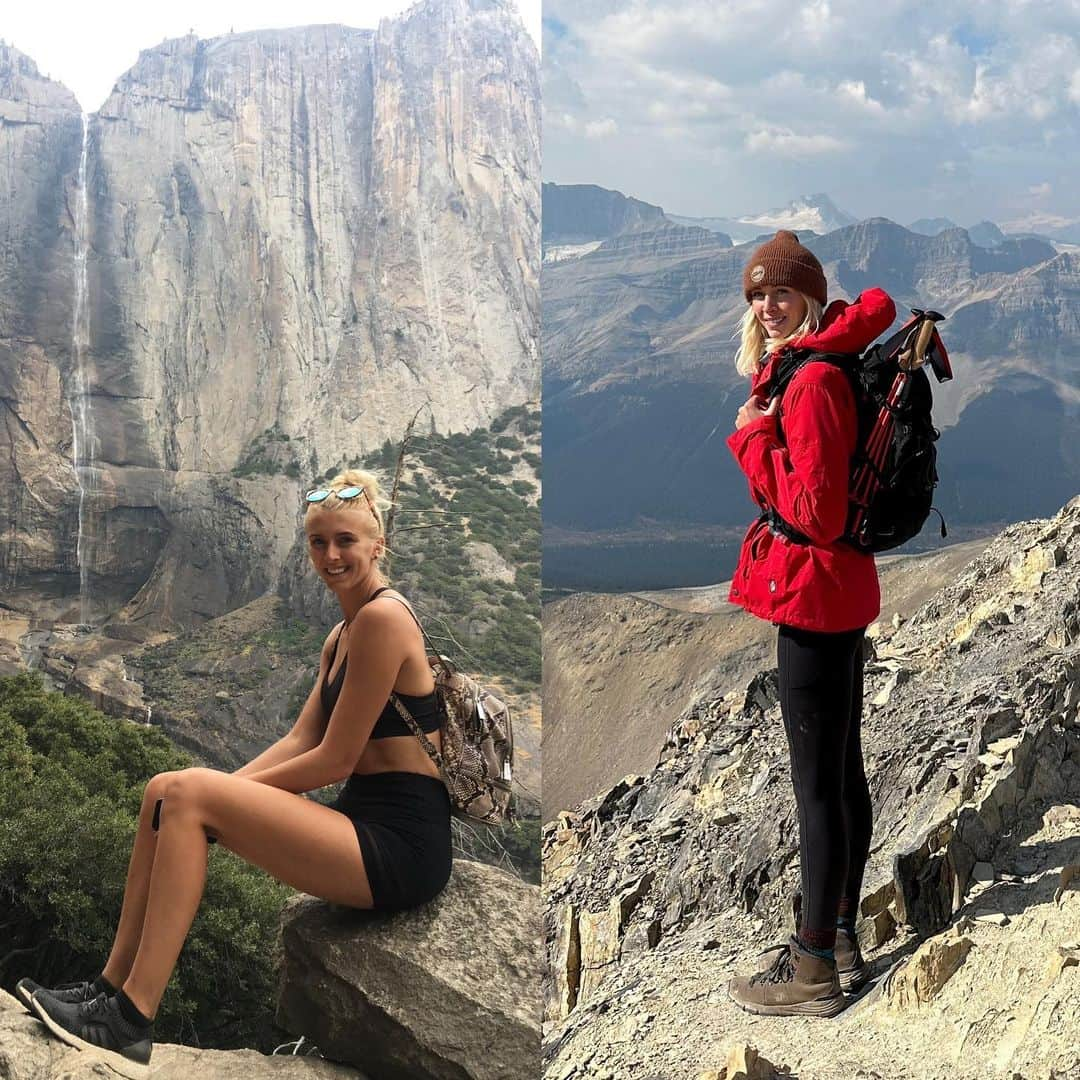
left=247, top=601, right=412, bottom=791
left=232, top=625, right=339, bottom=779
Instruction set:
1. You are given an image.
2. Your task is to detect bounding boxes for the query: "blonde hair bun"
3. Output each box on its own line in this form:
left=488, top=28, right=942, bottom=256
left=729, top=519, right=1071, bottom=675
left=309, top=468, right=389, bottom=535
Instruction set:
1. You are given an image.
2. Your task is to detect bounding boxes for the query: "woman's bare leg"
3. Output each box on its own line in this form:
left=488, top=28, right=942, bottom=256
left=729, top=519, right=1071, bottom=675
left=99, top=772, right=180, bottom=989
left=120, top=768, right=373, bottom=1020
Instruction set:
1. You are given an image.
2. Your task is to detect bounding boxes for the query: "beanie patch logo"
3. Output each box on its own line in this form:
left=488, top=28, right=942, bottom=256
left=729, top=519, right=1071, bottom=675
left=750, top=265, right=766, bottom=283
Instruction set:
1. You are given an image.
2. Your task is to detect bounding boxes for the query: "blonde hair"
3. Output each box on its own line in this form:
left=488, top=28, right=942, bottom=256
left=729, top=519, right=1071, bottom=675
left=305, top=468, right=391, bottom=580
left=734, top=293, right=824, bottom=377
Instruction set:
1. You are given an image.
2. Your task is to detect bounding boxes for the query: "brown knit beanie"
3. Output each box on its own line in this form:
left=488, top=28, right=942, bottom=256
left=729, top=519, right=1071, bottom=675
left=742, top=229, right=827, bottom=305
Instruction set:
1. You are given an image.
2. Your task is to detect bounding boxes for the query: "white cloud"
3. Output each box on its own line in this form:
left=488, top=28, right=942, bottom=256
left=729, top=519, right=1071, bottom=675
left=745, top=128, right=846, bottom=158
left=584, top=118, right=618, bottom=138
left=544, top=112, right=618, bottom=139
left=836, top=79, right=885, bottom=112
left=544, top=0, right=1080, bottom=222
left=1028, top=182, right=1052, bottom=197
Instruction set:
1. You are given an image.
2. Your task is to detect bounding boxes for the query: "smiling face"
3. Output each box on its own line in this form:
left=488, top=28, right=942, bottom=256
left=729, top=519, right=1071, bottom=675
left=305, top=506, right=385, bottom=594
left=750, top=286, right=809, bottom=340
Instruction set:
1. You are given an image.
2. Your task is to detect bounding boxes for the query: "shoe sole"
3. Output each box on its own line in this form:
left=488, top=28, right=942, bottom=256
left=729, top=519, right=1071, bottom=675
left=839, top=966, right=870, bottom=993
left=15, top=980, right=35, bottom=1011
left=29, top=993, right=149, bottom=1080
left=727, top=986, right=847, bottom=1018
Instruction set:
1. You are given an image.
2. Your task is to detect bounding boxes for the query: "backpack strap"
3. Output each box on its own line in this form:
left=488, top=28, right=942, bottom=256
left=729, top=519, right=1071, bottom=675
left=388, top=694, right=447, bottom=774
left=771, top=348, right=853, bottom=409
left=370, top=590, right=453, bottom=673
left=369, top=590, right=452, bottom=775
left=764, top=349, right=861, bottom=546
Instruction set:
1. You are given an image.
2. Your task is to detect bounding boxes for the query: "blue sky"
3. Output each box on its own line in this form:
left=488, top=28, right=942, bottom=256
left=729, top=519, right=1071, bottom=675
left=543, top=0, right=1080, bottom=229
left=3, top=0, right=541, bottom=112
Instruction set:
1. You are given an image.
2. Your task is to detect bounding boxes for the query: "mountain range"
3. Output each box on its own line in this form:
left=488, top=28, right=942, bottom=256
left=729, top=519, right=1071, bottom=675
left=669, top=191, right=856, bottom=244
left=543, top=183, right=1080, bottom=590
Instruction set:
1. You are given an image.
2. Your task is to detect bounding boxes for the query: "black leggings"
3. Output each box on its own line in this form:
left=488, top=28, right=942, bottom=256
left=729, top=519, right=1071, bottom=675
left=777, top=623, right=873, bottom=936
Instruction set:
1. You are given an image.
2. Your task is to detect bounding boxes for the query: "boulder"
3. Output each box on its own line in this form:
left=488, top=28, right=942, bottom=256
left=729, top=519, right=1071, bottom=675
left=277, top=859, right=540, bottom=1080
left=884, top=928, right=975, bottom=1009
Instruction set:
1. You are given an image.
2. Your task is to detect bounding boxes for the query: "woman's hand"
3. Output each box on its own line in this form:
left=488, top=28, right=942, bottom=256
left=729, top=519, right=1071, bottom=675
left=735, top=395, right=778, bottom=430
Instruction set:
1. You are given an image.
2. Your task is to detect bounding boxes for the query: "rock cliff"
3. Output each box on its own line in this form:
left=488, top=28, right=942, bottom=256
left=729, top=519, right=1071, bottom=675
left=0, top=46, right=85, bottom=595
left=543, top=498, right=1080, bottom=1079
left=0, top=0, right=539, bottom=627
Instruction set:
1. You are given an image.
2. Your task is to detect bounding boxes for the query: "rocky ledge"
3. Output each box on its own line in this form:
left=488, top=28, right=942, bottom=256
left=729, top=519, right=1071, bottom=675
left=0, top=987, right=358, bottom=1079
left=543, top=497, right=1080, bottom=1080
left=5, top=858, right=539, bottom=1079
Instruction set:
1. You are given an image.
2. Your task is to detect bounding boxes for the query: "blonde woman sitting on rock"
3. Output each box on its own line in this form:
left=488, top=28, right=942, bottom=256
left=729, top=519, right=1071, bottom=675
left=18, top=468, right=451, bottom=1080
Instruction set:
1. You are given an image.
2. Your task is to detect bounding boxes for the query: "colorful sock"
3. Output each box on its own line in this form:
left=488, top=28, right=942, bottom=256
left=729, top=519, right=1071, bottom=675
left=836, top=915, right=856, bottom=931
left=115, top=988, right=153, bottom=1028
left=797, top=937, right=835, bottom=962
left=93, top=973, right=118, bottom=997
left=837, top=896, right=853, bottom=918
left=803, top=937, right=833, bottom=963
left=797, top=924, right=838, bottom=951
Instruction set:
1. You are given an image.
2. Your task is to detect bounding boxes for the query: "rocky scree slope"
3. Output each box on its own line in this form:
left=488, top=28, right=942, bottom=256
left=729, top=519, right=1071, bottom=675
left=541, top=538, right=992, bottom=821
left=543, top=498, right=1080, bottom=1080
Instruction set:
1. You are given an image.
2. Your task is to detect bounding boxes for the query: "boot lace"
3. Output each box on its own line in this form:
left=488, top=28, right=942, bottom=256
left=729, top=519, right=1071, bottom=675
left=749, top=942, right=794, bottom=986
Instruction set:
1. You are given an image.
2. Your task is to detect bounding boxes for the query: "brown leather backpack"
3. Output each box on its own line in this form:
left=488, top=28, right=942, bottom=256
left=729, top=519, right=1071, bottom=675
left=383, top=594, right=515, bottom=825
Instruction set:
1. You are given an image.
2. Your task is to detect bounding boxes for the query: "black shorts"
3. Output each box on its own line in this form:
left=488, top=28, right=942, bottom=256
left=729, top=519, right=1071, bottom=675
left=330, top=771, right=453, bottom=911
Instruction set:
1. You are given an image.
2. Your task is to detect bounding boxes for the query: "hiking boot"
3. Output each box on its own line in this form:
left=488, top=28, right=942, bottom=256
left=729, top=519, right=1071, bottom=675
left=835, top=924, right=870, bottom=992
left=753, top=893, right=870, bottom=991
left=15, top=976, right=101, bottom=1012
left=728, top=934, right=846, bottom=1018
left=30, top=991, right=152, bottom=1080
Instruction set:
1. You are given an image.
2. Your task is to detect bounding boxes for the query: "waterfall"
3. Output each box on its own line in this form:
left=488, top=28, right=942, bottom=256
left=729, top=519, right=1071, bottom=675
left=69, top=114, right=96, bottom=626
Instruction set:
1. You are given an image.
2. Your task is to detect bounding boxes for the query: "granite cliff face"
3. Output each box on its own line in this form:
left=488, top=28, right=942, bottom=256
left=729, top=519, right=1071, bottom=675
left=0, top=46, right=85, bottom=595
left=0, top=0, right=539, bottom=628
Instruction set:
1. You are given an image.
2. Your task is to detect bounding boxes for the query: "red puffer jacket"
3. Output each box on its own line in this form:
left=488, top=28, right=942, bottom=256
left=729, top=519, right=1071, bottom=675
left=726, top=287, right=897, bottom=633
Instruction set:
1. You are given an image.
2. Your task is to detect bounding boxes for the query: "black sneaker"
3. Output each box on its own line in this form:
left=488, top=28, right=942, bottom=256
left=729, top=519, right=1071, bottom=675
left=15, top=976, right=100, bottom=1012
left=30, top=990, right=152, bottom=1080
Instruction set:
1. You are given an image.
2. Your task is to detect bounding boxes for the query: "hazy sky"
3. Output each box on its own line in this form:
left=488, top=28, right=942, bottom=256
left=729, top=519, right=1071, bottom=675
left=3, top=0, right=541, bottom=112
left=543, top=0, right=1080, bottom=229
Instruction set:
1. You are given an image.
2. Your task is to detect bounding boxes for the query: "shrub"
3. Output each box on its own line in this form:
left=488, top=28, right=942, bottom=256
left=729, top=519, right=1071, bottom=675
left=0, top=675, right=290, bottom=1051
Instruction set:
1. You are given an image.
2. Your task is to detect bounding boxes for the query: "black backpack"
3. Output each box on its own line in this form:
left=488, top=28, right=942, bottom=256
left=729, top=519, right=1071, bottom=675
left=768, top=310, right=952, bottom=554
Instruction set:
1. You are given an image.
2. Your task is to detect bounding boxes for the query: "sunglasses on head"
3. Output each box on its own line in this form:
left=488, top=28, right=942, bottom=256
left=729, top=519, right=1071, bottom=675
left=305, top=485, right=380, bottom=522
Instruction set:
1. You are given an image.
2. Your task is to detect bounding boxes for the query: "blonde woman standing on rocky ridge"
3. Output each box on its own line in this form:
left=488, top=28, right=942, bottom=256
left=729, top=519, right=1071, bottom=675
left=723, top=231, right=896, bottom=1017
left=17, top=468, right=452, bottom=1079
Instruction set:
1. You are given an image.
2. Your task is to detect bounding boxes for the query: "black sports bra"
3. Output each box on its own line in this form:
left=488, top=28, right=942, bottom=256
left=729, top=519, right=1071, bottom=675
left=319, top=593, right=440, bottom=740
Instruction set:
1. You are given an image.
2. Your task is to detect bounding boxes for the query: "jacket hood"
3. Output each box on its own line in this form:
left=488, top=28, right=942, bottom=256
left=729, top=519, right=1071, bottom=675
left=795, top=286, right=897, bottom=354
left=751, top=287, right=897, bottom=396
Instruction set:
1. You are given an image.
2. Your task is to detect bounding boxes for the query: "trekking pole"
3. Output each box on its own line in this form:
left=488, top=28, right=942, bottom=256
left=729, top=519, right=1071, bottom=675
left=899, top=317, right=936, bottom=371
